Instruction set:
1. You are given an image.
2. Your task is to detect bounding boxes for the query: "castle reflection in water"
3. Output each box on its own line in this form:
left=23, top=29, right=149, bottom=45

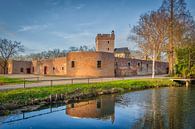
left=66, top=95, right=115, bottom=123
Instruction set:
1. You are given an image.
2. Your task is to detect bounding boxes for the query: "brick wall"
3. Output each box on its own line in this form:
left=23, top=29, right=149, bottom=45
left=66, top=52, right=115, bottom=77
left=8, top=60, right=32, bottom=74
left=32, top=57, right=67, bottom=75
left=96, top=31, right=115, bottom=53
left=115, top=58, right=168, bottom=76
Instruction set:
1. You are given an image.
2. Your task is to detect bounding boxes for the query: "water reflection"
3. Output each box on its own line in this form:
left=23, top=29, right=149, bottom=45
left=0, top=87, right=195, bottom=129
left=66, top=95, right=115, bottom=123
left=119, top=87, right=195, bottom=129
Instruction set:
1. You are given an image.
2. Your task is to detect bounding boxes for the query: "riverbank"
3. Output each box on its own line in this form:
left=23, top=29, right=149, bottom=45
left=0, top=78, right=177, bottom=115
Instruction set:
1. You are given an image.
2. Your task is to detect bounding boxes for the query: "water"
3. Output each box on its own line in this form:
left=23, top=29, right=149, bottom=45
left=0, top=87, right=195, bottom=129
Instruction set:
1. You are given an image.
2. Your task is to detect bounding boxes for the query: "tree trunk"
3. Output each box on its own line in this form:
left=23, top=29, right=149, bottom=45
left=152, top=49, right=156, bottom=78
left=3, top=61, right=8, bottom=74
left=169, top=0, right=174, bottom=75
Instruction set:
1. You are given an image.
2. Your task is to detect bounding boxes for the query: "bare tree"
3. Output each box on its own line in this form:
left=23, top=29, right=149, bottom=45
left=0, top=39, right=24, bottom=74
left=132, top=9, right=169, bottom=78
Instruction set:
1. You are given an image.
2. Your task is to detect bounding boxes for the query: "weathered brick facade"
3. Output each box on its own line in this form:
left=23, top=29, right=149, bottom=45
left=5, top=53, right=168, bottom=77
left=115, top=58, right=168, bottom=76
left=32, top=57, right=67, bottom=75
left=8, top=60, right=32, bottom=74
left=66, top=52, right=115, bottom=77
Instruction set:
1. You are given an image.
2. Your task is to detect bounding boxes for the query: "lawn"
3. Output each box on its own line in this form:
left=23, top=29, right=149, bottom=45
left=0, top=78, right=176, bottom=106
left=0, top=76, right=25, bottom=85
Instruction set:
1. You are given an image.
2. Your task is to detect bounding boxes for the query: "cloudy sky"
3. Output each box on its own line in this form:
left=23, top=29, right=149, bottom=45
left=0, top=0, right=195, bottom=54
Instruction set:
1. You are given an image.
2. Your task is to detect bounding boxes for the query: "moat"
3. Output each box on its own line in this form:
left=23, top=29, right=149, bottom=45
left=0, top=87, right=195, bottom=129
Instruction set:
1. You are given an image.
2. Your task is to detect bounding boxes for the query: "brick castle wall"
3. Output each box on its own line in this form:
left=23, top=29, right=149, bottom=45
left=8, top=60, right=32, bottom=74
left=66, top=52, right=115, bottom=77
left=32, top=57, right=67, bottom=75
left=115, top=58, right=168, bottom=77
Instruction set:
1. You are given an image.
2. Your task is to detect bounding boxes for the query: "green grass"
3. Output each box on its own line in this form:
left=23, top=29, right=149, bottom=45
left=0, top=78, right=176, bottom=105
left=0, top=76, right=26, bottom=85
left=0, top=76, right=36, bottom=86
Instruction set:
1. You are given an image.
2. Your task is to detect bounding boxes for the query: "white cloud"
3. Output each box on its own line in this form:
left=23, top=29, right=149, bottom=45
left=51, top=31, right=92, bottom=39
left=18, top=24, right=48, bottom=32
left=77, top=21, right=97, bottom=27
left=75, top=4, right=85, bottom=10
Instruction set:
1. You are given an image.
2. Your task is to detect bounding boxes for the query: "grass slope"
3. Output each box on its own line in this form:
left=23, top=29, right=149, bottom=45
left=0, top=78, right=175, bottom=105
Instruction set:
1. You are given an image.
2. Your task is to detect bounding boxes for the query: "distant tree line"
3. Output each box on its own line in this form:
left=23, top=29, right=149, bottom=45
left=14, top=45, right=95, bottom=61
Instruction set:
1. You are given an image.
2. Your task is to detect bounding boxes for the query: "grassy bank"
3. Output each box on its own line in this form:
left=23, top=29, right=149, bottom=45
left=0, top=78, right=176, bottom=110
left=0, top=76, right=25, bottom=85
left=0, top=76, right=36, bottom=85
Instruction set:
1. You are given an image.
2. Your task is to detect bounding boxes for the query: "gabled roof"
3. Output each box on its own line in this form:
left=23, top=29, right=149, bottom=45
left=114, top=47, right=130, bottom=53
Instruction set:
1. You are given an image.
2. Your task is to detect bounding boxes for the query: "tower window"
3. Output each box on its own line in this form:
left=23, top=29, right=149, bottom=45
left=71, top=61, right=75, bottom=68
left=108, top=41, right=109, bottom=44
left=97, top=61, right=102, bottom=68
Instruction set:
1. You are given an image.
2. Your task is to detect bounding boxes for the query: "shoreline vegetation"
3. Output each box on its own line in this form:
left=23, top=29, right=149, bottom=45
left=0, top=78, right=178, bottom=115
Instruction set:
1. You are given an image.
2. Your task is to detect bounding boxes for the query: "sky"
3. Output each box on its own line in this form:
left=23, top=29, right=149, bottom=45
left=0, top=0, right=195, bottom=54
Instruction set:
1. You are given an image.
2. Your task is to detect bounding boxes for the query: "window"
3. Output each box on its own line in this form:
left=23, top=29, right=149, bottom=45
left=53, top=67, right=55, bottom=70
left=20, top=68, right=23, bottom=72
left=138, top=62, right=140, bottom=67
left=128, top=62, right=131, bottom=67
left=108, top=48, right=109, bottom=51
left=71, top=61, right=75, bottom=68
left=97, top=61, right=101, bottom=68
left=108, top=41, right=109, bottom=44
left=62, top=67, right=64, bottom=70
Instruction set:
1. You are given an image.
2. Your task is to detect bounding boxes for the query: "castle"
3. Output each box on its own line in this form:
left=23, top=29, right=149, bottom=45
left=0, top=31, right=168, bottom=77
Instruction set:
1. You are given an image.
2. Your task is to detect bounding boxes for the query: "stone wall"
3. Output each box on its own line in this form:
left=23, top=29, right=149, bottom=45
left=8, top=60, right=32, bottom=74
left=66, top=52, right=115, bottom=77
left=115, top=58, right=168, bottom=77
left=32, top=57, right=67, bottom=75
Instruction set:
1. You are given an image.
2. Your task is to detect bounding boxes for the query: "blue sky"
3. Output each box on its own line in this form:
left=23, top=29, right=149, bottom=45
left=0, top=0, right=195, bottom=54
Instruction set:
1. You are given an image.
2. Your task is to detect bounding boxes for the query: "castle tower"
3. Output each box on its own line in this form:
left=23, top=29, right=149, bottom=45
left=95, top=30, right=115, bottom=53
